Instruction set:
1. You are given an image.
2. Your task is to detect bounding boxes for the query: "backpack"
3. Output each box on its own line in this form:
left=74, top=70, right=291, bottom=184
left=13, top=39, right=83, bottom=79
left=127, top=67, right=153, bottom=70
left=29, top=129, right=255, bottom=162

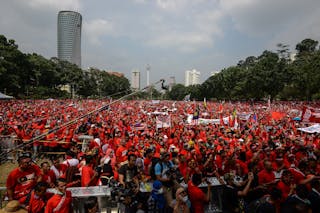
left=151, top=160, right=175, bottom=187
left=149, top=157, right=161, bottom=180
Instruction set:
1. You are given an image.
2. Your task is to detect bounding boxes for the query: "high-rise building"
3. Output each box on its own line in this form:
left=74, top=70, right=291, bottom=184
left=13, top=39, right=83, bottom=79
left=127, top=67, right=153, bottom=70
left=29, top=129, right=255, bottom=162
left=169, top=76, right=176, bottom=91
left=185, top=69, right=200, bottom=86
left=57, top=11, right=82, bottom=67
left=131, top=70, right=140, bottom=91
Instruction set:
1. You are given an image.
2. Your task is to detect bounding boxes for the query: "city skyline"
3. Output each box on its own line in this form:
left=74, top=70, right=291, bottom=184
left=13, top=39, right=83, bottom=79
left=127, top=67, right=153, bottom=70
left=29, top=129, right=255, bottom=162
left=1, top=0, right=320, bottom=86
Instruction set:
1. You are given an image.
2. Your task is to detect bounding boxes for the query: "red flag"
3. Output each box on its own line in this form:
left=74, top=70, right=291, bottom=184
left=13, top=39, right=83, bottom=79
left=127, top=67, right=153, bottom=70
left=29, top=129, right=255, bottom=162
left=271, top=111, right=286, bottom=121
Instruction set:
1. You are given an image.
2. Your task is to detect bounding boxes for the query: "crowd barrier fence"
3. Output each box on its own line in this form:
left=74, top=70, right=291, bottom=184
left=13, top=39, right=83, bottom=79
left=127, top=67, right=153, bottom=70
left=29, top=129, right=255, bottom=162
left=0, top=178, right=225, bottom=212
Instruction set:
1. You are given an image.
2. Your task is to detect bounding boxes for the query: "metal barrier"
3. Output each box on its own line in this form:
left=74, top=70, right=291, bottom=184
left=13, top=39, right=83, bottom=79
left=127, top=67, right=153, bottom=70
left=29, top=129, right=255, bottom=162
left=0, top=180, right=225, bottom=212
left=0, top=186, right=6, bottom=208
left=0, top=136, right=18, bottom=163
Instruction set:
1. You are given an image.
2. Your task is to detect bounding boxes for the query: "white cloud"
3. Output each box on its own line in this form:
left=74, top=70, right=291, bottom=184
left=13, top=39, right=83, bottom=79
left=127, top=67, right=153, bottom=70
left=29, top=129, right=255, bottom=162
left=268, top=7, right=320, bottom=51
left=144, top=2, right=223, bottom=52
left=219, top=0, right=320, bottom=37
left=27, top=0, right=81, bottom=11
left=84, top=19, right=115, bottom=45
left=156, top=0, right=185, bottom=11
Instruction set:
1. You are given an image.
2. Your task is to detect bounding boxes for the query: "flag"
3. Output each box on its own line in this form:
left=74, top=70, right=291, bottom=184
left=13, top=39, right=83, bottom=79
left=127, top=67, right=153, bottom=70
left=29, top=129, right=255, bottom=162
left=301, top=106, right=320, bottom=123
left=183, top=94, right=191, bottom=102
left=271, top=111, right=286, bottom=121
left=253, top=113, right=258, bottom=123
left=203, top=97, right=207, bottom=109
left=233, top=115, right=239, bottom=129
left=218, top=102, right=224, bottom=113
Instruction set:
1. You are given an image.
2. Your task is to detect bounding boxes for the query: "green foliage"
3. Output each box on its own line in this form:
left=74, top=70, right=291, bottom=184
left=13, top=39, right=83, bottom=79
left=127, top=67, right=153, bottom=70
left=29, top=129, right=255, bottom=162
left=2, top=34, right=320, bottom=101
left=197, top=38, right=320, bottom=101
left=0, top=34, right=131, bottom=99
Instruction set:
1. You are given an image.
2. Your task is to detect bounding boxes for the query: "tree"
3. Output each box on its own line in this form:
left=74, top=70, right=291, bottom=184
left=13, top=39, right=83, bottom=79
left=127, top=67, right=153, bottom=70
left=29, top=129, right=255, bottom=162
left=167, top=84, right=188, bottom=100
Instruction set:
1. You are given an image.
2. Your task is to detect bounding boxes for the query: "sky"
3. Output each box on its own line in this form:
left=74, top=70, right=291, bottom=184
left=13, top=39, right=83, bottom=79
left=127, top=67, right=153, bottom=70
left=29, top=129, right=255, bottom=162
left=1, top=0, right=320, bottom=87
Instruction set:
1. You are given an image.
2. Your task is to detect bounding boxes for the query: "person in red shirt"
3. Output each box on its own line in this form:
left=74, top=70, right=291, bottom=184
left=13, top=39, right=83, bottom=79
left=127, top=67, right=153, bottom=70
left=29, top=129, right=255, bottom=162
left=276, top=170, right=295, bottom=202
left=45, top=178, right=72, bottom=213
left=50, top=157, right=67, bottom=180
left=258, top=160, right=276, bottom=186
left=6, top=152, right=42, bottom=204
left=81, top=155, right=99, bottom=187
left=115, top=137, right=128, bottom=164
left=40, top=162, right=56, bottom=188
left=27, top=182, right=48, bottom=213
left=187, top=173, right=211, bottom=213
left=143, top=148, right=153, bottom=176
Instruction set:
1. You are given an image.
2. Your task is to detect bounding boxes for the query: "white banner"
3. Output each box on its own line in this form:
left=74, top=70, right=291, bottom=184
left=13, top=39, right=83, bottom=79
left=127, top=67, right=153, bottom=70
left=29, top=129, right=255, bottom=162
left=186, top=114, right=229, bottom=125
left=156, top=115, right=171, bottom=129
left=297, top=124, right=320, bottom=133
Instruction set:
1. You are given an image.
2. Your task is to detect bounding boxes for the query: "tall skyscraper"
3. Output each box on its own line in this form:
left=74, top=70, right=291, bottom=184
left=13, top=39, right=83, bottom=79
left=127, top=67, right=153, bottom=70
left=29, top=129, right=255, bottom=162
left=57, top=11, right=82, bottom=67
left=169, top=76, right=176, bottom=91
left=131, top=70, right=140, bottom=91
left=185, top=69, right=200, bottom=86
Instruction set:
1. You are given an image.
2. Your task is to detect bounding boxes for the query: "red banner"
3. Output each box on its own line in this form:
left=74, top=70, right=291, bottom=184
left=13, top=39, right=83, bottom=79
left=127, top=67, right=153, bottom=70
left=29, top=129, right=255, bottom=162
left=301, top=106, right=320, bottom=123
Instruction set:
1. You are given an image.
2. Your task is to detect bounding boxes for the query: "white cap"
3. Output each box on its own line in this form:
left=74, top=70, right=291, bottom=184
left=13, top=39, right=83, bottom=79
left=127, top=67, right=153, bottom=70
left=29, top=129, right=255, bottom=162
left=94, top=138, right=101, bottom=146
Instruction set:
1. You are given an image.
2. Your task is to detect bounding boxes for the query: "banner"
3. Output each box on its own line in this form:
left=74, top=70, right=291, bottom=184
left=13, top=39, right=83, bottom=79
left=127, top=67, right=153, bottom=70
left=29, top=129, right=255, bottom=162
left=238, top=112, right=251, bottom=121
left=301, top=106, right=320, bottom=123
left=156, top=115, right=171, bottom=129
left=297, top=124, right=320, bottom=133
left=186, top=115, right=229, bottom=125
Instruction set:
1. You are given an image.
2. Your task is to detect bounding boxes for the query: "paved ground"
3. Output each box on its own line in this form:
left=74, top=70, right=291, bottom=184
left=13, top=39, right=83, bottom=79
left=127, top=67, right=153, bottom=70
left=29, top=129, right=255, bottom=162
left=0, top=161, right=16, bottom=186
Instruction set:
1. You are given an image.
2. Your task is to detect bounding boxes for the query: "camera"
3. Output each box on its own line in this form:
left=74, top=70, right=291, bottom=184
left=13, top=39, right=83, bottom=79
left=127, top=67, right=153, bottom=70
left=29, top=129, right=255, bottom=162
left=165, top=167, right=184, bottom=183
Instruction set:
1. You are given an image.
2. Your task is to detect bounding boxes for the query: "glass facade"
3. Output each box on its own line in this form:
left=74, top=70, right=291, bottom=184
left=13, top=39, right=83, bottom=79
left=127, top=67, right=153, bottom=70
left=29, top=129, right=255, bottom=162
left=57, top=11, right=82, bottom=67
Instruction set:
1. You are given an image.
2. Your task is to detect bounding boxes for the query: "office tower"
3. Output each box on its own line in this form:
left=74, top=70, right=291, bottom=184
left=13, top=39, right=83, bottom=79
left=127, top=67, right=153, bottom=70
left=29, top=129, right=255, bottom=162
left=57, top=11, right=82, bottom=67
left=185, top=69, right=200, bottom=86
left=169, top=76, right=176, bottom=91
left=131, top=70, right=140, bottom=91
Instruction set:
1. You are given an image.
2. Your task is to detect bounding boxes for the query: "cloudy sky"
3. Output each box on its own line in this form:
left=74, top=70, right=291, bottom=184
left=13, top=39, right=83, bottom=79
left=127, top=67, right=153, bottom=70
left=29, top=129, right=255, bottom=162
left=1, top=0, right=320, bottom=87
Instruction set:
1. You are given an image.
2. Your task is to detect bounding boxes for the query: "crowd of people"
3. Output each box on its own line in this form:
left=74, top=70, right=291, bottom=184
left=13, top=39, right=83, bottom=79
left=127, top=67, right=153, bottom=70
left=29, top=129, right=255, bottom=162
left=0, top=99, right=320, bottom=213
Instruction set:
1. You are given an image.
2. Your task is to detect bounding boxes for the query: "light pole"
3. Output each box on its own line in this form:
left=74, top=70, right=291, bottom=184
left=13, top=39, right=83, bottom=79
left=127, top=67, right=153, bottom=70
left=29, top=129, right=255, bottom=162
left=146, top=64, right=150, bottom=86
left=146, top=64, right=152, bottom=99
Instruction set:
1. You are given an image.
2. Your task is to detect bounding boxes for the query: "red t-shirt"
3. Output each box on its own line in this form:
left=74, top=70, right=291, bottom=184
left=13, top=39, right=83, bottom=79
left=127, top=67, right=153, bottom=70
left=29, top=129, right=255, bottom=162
left=6, top=164, right=41, bottom=203
left=45, top=191, right=72, bottom=213
left=288, top=167, right=305, bottom=184
left=81, top=165, right=97, bottom=187
left=28, top=191, right=46, bottom=213
left=41, top=170, right=56, bottom=186
left=116, top=145, right=128, bottom=163
left=258, top=169, right=275, bottom=185
left=187, top=180, right=208, bottom=213
left=276, top=180, right=291, bottom=202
